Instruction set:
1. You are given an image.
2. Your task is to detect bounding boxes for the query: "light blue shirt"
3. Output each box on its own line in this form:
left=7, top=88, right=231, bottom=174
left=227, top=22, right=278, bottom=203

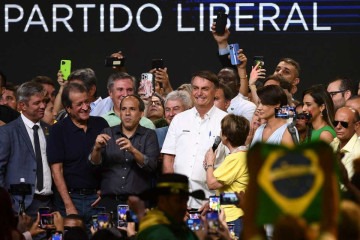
left=90, top=96, right=114, bottom=117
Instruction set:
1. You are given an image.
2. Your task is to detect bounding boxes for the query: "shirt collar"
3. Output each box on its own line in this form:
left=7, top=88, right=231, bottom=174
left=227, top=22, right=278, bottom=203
left=115, top=124, right=146, bottom=138
left=193, top=105, right=216, bottom=120
left=21, top=113, right=40, bottom=129
left=66, top=116, right=92, bottom=133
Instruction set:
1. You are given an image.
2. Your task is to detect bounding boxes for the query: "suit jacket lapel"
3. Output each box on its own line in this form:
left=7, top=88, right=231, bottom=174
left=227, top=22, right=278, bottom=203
left=17, top=117, right=36, bottom=159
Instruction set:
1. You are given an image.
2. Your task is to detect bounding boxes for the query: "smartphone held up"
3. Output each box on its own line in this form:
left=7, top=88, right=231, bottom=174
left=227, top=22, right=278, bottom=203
left=215, top=12, right=228, bottom=35
left=60, top=60, right=71, bottom=80
left=138, top=73, right=155, bottom=98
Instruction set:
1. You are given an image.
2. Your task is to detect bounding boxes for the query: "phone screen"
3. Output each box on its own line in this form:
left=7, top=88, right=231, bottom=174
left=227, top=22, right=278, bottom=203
left=117, top=205, right=129, bottom=227
left=97, top=213, right=110, bottom=229
left=187, top=210, right=202, bottom=231
left=253, top=56, right=264, bottom=69
left=220, top=192, right=239, bottom=205
left=206, top=211, right=219, bottom=234
left=209, top=196, right=220, bottom=211
left=39, top=207, right=54, bottom=229
left=91, top=215, right=99, bottom=231
left=51, top=232, right=63, bottom=240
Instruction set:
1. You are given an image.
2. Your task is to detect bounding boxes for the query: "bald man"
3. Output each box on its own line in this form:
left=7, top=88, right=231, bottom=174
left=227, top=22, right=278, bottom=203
left=330, top=107, right=360, bottom=178
left=345, top=96, right=360, bottom=137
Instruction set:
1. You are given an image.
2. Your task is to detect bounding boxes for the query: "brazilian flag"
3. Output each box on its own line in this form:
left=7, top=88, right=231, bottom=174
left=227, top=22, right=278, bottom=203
left=247, top=141, right=340, bottom=226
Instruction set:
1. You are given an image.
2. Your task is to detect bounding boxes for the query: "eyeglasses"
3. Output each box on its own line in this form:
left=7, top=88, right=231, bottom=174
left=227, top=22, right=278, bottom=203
left=328, top=90, right=345, bottom=97
left=332, top=121, right=349, bottom=128
left=149, top=101, right=162, bottom=107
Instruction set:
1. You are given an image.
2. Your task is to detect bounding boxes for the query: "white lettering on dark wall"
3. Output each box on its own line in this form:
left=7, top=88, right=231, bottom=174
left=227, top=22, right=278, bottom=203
left=3, top=2, right=332, bottom=32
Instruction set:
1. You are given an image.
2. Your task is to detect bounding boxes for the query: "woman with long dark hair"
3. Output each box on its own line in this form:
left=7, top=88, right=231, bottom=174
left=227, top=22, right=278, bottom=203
left=302, top=84, right=336, bottom=143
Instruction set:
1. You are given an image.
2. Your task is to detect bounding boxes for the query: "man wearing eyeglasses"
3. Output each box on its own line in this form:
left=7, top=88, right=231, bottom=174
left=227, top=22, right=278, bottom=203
left=330, top=107, right=360, bottom=179
left=327, top=77, right=356, bottom=111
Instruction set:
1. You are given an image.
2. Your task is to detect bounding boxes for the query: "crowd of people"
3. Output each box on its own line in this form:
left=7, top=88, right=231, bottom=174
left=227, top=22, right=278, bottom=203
left=1, top=21, right=360, bottom=240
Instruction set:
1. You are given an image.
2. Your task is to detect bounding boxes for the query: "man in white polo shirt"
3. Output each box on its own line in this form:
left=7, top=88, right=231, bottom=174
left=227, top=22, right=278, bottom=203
left=162, top=70, right=227, bottom=209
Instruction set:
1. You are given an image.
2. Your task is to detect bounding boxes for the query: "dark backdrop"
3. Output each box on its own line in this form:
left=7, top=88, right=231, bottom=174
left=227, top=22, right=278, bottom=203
left=1, top=0, right=359, bottom=100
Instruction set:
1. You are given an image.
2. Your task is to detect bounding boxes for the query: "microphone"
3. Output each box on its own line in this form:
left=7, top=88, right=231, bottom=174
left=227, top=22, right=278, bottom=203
left=212, top=136, right=221, bottom=152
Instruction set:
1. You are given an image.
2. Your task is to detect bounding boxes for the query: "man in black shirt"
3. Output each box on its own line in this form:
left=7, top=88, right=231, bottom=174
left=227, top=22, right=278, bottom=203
left=90, top=95, right=159, bottom=219
left=47, top=83, right=109, bottom=226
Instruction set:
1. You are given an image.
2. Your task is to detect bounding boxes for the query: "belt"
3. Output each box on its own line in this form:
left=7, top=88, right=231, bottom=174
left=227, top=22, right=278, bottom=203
left=102, top=194, right=128, bottom=202
left=68, top=188, right=98, bottom=195
left=33, top=194, right=53, bottom=201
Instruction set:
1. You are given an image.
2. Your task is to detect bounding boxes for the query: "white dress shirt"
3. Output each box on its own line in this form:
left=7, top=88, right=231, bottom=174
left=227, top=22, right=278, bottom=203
left=162, top=106, right=228, bottom=208
left=21, top=114, right=52, bottom=195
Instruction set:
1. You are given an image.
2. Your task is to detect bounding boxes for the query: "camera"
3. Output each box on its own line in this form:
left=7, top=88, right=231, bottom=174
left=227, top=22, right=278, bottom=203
left=275, top=106, right=296, bottom=119
left=9, top=183, right=32, bottom=196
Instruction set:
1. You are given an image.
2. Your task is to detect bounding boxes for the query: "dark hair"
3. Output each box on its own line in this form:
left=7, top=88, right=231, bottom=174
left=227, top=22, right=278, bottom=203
left=120, top=94, right=145, bottom=112
left=191, top=70, right=219, bottom=88
left=68, top=68, right=97, bottom=96
left=0, top=70, right=7, bottom=88
left=107, top=72, right=136, bottom=91
left=64, top=226, right=89, bottom=240
left=257, top=85, right=288, bottom=106
left=61, top=82, right=87, bottom=109
left=264, top=74, right=293, bottom=93
left=279, top=58, right=301, bottom=77
left=16, top=81, right=45, bottom=103
left=221, top=114, right=250, bottom=147
left=5, top=82, right=18, bottom=93
left=91, top=229, right=122, bottom=240
left=0, top=187, right=20, bottom=239
left=328, top=77, right=356, bottom=97
left=218, top=82, right=235, bottom=100
left=31, top=76, right=55, bottom=87
left=218, top=67, right=240, bottom=94
left=302, top=84, right=335, bottom=127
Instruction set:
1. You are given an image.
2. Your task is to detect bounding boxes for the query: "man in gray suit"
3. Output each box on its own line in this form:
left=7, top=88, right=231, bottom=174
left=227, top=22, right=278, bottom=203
left=0, top=81, right=52, bottom=217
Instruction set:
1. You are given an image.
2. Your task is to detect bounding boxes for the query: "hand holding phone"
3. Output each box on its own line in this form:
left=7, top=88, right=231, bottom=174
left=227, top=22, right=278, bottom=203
left=253, top=56, right=264, bottom=69
left=39, top=207, right=55, bottom=229
left=105, top=57, right=125, bottom=67
left=206, top=211, right=219, bottom=235
left=151, top=59, right=164, bottom=69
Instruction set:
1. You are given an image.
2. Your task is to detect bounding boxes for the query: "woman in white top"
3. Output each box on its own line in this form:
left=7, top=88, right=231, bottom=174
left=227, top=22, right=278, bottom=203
left=250, top=85, right=297, bottom=147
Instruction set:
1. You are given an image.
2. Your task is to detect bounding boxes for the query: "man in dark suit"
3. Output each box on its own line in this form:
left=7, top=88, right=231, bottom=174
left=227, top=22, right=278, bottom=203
left=0, top=81, right=52, bottom=217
